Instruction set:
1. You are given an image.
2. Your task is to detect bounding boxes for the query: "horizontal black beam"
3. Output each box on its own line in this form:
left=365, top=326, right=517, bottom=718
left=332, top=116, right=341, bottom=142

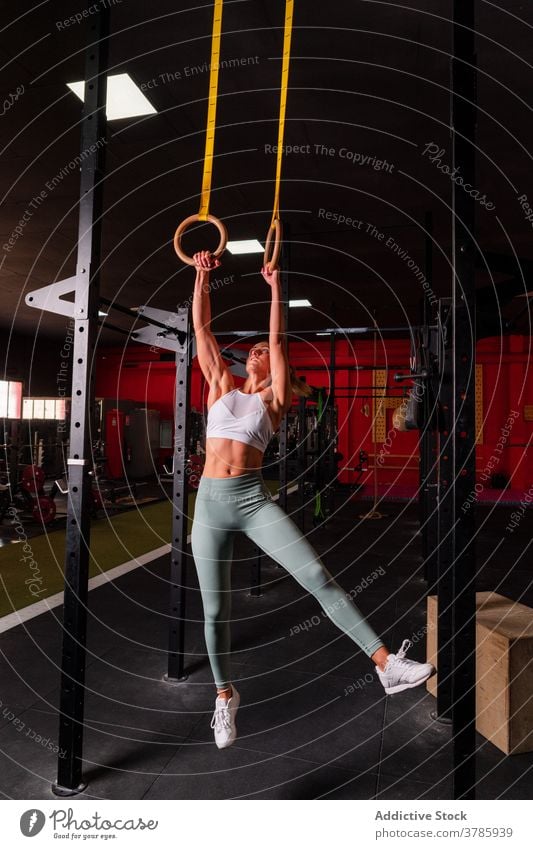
left=100, top=298, right=183, bottom=337
left=100, top=297, right=139, bottom=321
left=99, top=300, right=186, bottom=346
left=279, top=364, right=411, bottom=372
left=97, top=320, right=135, bottom=337
left=214, top=326, right=433, bottom=338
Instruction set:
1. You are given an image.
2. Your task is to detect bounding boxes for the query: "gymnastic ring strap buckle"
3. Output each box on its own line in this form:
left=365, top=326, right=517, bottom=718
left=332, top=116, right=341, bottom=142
left=173, top=213, right=228, bottom=267
left=263, top=218, right=283, bottom=271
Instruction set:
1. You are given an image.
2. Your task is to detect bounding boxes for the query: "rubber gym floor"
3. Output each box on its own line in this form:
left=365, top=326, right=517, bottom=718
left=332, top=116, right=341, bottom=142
left=0, top=491, right=531, bottom=800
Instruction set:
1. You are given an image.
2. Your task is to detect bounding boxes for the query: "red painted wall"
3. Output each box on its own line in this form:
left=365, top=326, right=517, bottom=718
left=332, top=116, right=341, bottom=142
left=476, top=335, right=532, bottom=491
left=95, top=335, right=532, bottom=490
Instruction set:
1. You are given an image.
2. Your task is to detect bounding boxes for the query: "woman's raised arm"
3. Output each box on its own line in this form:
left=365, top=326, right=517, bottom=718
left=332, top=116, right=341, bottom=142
left=261, top=264, right=292, bottom=414
left=192, top=251, right=233, bottom=396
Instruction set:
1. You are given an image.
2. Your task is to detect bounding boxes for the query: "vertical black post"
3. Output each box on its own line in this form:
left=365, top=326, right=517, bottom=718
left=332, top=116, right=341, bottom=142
left=420, top=211, right=439, bottom=586
left=436, top=297, right=454, bottom=721
left=53, top=6, right=109, bottom=796
left=326, top=330, right=337, bottom=515
left=167, top=310, right=192, bottom=681
left=329, top=329, right=336, bottom=404
left=419, top=234, right=429, bottom=563
left=451, top=0, right=477, bottom=797
left=314, top=387, right=325, bottom=524
left=297, top=395, right=307, bottom=531
left=437, top=0, right=477, bottom=800
left=329, top=329, right=336, bottom=483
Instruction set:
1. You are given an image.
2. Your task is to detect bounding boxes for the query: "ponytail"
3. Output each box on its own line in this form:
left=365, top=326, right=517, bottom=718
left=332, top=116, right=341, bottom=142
left=289, top=364, right=313, bottom=398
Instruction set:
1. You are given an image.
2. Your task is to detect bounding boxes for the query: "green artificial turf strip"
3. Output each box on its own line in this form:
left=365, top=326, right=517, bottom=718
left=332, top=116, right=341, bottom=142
left=0, top=498, right=178, bottom=618
left=0, top=479, right=285, bottom=618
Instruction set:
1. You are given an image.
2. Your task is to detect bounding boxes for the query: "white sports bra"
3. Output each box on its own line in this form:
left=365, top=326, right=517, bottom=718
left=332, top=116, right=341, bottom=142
left=206, top=389, right=274, bottom=452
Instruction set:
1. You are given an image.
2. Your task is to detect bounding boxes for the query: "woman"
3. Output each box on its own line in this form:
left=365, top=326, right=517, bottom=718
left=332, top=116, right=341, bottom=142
left=190, top=250, right=435, bottom=749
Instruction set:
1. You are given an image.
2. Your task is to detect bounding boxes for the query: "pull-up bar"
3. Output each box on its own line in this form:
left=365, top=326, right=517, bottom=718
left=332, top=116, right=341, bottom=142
left=99, top=298, right=187, bottom=343
left=215, top=325, right=434, bottom=337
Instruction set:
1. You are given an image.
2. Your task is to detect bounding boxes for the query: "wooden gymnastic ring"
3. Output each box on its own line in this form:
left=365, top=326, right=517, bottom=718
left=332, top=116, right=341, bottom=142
left=263, top=219, right=283, bottom=271
left=173, top=213, right=228, bottom=266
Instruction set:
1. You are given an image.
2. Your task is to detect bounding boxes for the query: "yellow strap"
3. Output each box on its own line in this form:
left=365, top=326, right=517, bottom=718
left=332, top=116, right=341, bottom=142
left=198, top=0, right=223, bottom=220
left=271, top=0, right=294, bottom=227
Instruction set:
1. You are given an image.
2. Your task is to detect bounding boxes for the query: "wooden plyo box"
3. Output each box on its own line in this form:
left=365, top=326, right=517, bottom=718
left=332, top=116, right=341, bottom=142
left=427, top=592, right=533, bottom=755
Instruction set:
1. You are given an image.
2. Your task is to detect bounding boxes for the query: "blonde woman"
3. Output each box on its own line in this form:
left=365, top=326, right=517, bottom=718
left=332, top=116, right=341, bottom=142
left=190, top=251, right=435, bottom=748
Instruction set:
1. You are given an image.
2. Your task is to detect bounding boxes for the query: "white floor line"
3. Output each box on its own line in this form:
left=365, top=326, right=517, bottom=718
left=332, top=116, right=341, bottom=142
left=0, top=543, right=172, bottom=635
left=0, top=484, right=298, bottom=635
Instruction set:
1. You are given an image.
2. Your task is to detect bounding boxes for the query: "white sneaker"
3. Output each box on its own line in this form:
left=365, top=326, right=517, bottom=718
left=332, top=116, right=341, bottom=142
left=376, top=639, right=436, bottom=694
left=210, top=685, right=240, bottom=749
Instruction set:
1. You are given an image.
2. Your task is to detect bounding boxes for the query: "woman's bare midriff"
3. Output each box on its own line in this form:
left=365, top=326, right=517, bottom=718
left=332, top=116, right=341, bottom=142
left=202, top=437, right=265, bottom=478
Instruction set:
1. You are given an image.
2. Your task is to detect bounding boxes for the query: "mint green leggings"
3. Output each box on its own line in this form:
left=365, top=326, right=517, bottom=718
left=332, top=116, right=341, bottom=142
left=191, top=471, right=384, bottom=688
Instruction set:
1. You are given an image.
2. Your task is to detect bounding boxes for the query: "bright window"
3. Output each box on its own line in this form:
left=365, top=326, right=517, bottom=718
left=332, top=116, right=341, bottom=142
left=56, top=399, right=66, bottom=420
left=22, top=398, right=68, bottom=420
left=33, top=399, right=45, bottom=418
left=0, top=380, right=22, bottom=418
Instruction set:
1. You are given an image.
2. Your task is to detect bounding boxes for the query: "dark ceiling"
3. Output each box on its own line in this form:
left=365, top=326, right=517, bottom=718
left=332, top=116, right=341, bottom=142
left=1, top=0, right=532, bottom=345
